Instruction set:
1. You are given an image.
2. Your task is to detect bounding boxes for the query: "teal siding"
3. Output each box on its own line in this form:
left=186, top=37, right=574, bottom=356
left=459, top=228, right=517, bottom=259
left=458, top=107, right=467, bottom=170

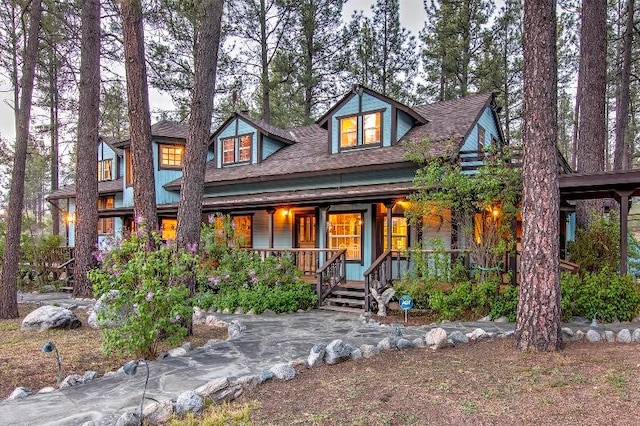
left=330, top=93, right=391, bottom=153
left=154, top=142, right=182, bottom=205
left=461, top=106, right=501, bottom=152
left=216, top=118, right=257, bottom=167
left=396, top=110, right=414, bottom=141
left=263, top=136, right=285, bottom=159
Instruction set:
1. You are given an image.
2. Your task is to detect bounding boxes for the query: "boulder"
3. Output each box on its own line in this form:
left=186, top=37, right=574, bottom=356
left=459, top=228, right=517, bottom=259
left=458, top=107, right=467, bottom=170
left=168, top=347, right=188, bottom=357
left=205, top=315, right=228, bottom=328
left=395, top=338, right=413, bottom=350
left=350, top=348, right=363, bottom=360
left=632, top=329, right=640, bottom=342
left=258, top=370, right=274, bottom=384
left=235, top=374, right=260, bottom=389
left=175, top=390, right=204, bottom=415
left=467, top=328, right=489, bottom=341
left=6, top=387, right=32, bottom=400
left=561, top=327, right=574, bottom=340
left=21, top=305, right=81, bottom=332
left=585, top=329, right=601, bottom=343
left=270, top=363, right=296, bottom=380
left=448, top=330, right=469, bottom=345
left=37, top=387, right=56, bottom=394
left=60, top=374, right=85, bottom=389
left=227, top=320, right=245, bottom=340
left=604, top=330, right=615, bottom=343
left=412, top=337, right=425, bottom=348
left=494, top=316, right=509, bottom=323
left=87, top=290, right=128, bottom=329
left=324, top=339, right=353, bottom=365
left=425, top=328, right=448, bottom=349
left=213, top=385, right=243, bottom=403
left=376, top=337, right=393, bottom=351
left=575, top=330, right=585, bottom=341
left=478, top=315, right=492, bottom=322
left=195, top=377, right=229, bottom=398
left=115, top=412, right=140, bottom=426
left=143, top=400, right=174, bottom=426
left=617, top=329, right=632, bottom=343
left=83, top=371, right=98, bottom=382
left=359, top=344, right=379, bottom=358
left=307, top=344, right=326, bottom=367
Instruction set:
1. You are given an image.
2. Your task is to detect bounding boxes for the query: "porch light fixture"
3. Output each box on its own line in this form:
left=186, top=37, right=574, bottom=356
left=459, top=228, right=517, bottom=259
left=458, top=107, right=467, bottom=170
left=123, top=359, right=150, bottom=425
left=282, top=208, right=290, bottom=217
left=66, top=212, right=75, bottom=225
left=41, top=341, right=62, bottom=386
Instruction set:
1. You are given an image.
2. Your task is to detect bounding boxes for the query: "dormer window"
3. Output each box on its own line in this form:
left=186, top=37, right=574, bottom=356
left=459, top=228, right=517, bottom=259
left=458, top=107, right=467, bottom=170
left=159, top=144, right=184, bottom=169
left=222, top=134, right=252, bottom=165
left=97, top=159, right=112, bottom=181
left=339, top=111, right=382, bottom=150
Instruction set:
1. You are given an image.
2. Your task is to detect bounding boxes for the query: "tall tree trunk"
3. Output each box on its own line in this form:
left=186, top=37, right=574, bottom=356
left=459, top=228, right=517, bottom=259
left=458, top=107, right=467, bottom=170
left=260, top=0, right=270, bottom=123
left=515, top=0, right=561, bottom=352
left=0, top=0, right=43, bottom=319
left=175, top=0, right=224, bottom=295
left=73, top=0, right=101, bottom=298
left=303, top=7, right=314, bottom=121
left=613, top=0, right=634, bottom=170
left=50, top=46, right=60, bottom=236
left=574, top=0, right=607, bottom=229
left=121, top=0, right=157, bottom=235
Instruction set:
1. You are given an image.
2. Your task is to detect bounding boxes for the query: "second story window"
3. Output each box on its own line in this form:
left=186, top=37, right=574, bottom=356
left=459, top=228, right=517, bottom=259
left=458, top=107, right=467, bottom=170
left=97, top=159, right=112, bottom=181
left=97, top=196, right=115, bottom=235
left=339, top=111, right=382, bottom=150
left=222, top=134, right=252, bottom=165
left=125, top=149, right=133, bottom=186
left=159, top=144, right=184, bottom=169
left=478, top=125, right=485, bottom=150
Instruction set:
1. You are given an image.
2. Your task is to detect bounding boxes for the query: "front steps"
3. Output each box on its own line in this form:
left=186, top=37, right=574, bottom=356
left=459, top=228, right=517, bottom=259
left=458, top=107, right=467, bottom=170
left=319, top=281, right=366, bottom=314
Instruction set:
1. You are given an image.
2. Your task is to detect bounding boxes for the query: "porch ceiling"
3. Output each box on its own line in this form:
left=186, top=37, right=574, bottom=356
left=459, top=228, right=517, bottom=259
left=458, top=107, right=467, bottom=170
left=559, top=169, right=640, bottom=201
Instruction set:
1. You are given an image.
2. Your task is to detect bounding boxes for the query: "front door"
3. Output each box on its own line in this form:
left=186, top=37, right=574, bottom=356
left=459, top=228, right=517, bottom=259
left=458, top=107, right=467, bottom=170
left=294, top=213, right=317, bottom=273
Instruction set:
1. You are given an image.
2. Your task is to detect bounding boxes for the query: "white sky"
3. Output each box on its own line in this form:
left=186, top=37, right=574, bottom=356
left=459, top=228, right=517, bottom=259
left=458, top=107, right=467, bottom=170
left=0, top=0, right=427, bottom=142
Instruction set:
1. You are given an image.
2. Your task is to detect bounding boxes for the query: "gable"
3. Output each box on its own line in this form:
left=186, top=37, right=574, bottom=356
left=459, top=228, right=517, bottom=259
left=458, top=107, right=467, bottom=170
left=461, top=104, right=503, bottom=152
left=215, top=117, right=258, bottom=167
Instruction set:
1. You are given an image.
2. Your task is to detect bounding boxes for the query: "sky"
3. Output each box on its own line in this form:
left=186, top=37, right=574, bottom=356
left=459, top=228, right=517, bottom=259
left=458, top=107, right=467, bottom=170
left=0, top=0, right=428, bottom=142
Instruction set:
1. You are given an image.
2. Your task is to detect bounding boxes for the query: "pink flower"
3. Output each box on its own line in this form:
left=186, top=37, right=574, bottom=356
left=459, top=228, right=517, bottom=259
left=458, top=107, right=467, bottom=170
left=208, top=214, right=215, bottom=223
left=145, top=292, right=153, bottom=302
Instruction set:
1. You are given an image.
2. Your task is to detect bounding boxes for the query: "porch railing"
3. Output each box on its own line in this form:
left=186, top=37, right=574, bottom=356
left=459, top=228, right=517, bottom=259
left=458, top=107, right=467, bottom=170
left=364, top=249, right=472, bottom=311
left=458, top=148, right=522, bottom=172
left=248, top=248, right=342, bottom=276
left=315, top=249, right=347, bottom=307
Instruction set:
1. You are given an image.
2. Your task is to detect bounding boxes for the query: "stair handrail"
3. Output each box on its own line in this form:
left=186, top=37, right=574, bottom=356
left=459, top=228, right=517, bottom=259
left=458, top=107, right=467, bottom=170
left=315, top=248, right=347, bottom=306
left=364, top=250, right=395, bottom=312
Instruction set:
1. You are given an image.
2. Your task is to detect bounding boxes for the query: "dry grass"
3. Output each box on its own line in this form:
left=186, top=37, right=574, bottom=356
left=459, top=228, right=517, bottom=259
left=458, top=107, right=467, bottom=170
left=0, top=304, right=226, bottom=399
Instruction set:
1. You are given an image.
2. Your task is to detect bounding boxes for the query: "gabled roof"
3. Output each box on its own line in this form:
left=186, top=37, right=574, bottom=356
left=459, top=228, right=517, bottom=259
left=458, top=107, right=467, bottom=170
left=316, top=84, right=428, bottom=127
left=111, top=120, right=188, bottom=148
left=101, top=136, right=123, bottom=156
left=47, top=178, right=124, bottom=201
left=211, top=111, right=297, bottom=145
left=164, top=92, right=494, bottom=190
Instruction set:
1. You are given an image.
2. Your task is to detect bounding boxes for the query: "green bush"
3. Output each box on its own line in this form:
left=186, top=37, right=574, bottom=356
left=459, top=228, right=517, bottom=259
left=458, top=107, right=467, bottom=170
left=202, top=282, right=317, bottom=314
left=568, top=217, right=619, bottom=274
left=429, top=279, right=500, bottom=321
left=560, top=269, right=640, bottom=322
left=89, top=232, right=196, bottom=357
left=490, top=285, right=519, bottom=322
left=393, top=279, right=434, bottom=310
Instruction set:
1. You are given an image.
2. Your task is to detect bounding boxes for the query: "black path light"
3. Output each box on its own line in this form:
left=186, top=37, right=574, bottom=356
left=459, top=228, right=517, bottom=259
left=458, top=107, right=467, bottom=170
left=123, top=359, right=150, bottom=425
left=41, top=341, right=62, bottom=386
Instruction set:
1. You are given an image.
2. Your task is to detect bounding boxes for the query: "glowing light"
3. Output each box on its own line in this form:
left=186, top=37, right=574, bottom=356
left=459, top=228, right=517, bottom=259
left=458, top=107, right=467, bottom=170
left=66, top=212, right=75, bottom=225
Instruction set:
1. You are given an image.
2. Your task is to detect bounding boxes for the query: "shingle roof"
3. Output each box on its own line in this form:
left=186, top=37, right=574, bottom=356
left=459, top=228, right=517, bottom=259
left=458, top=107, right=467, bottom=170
left=236, top=112, right=297, bottom=144
left=185, top=93, right=493, bottom=188
left=47, top=178, right=124, bottom=201
left=112, top=120, right=188, bottom=147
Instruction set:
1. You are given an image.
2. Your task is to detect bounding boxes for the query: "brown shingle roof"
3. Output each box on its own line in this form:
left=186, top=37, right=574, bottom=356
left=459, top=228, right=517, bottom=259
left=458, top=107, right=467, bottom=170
left=236, top=112, right=297, bottom=144
left=47, top=178, right=123, bottom=201
left=112, top=120, right=188, bottom=147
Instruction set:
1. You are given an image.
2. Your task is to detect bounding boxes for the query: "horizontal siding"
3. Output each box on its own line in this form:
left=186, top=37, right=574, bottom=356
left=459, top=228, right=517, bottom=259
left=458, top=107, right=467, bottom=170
left=396, top=110, right=414, bottom=141
left=262, top=136, right=285, bottom=160
left=461, top=106, right=501, bottom=152
left=331, top=93, right=391, bottom=153
left=216, top=118, right=258, bottom=167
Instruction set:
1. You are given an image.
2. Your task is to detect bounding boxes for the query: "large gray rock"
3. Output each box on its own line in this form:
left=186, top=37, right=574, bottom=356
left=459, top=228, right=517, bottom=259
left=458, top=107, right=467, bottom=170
left=425, top=328, right=448, bottom=349
left=604, top=330, right=615, bottom=343
left=37, top=387, right=56, bottom=394
left=412, top=337, right=425, bottom=348
left=617, top=329, right=632, bottom=343
left=21, top=305, right=81, bottom=332
left=195, top=377, right=229, bottom=398
left=235, top=374, right=260, bottom=389
left=60, top=374, right=85, bottom=389
left=632, top=328, right=640, bottom=342
left=115, top=412, right=140, bottom=426
left=227, top=320, right=245, bottom=340
left=175, top=390, right=204, bottom=415
left=258, top=370, right=274, bottom=383
left=395, top=338, right=413, bottom=350
left=360, top=344, right=379, bottom=358
left=270, top=363, right=296, bottom=380
left=448, top=330, right=469, bottom=344
left=377, top=337, right=393, bottom=351
left=83, top=371, right=98, bottom=382
left=324, top=339, right=353, bottom=365
left=87, top=290, right=128, bottom=329
left=467, top=328, right=489, bottom=341
left=561, top=327, right=574, bottom=340
left=585, top=329, right=601, bottom=343
left=307, top=344, right=326, bottom=367
left=6, top=387, right=32, bottom=400
left=143, top=400, right=174, bottom=426
left=168, top=347, right=188, bottom=357
left=575, top=330, right=585, bottom=341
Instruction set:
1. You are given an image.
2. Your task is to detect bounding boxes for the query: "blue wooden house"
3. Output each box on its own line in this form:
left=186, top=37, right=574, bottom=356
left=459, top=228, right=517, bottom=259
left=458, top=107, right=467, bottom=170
left=49, top=85, right=505, bottom=311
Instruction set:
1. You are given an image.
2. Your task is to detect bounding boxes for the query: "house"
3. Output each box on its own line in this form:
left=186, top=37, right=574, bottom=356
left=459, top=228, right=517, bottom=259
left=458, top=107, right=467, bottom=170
left=48, top=85, right=509, bottom=310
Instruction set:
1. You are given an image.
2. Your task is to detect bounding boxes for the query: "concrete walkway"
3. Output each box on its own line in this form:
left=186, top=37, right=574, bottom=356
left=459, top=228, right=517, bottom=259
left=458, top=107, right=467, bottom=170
left=0, top=293, right=632, bottom=425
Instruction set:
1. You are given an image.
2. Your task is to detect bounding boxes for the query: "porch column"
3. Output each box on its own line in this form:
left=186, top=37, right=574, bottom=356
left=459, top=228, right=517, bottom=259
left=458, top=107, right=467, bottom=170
left=319, top=205, right=329, bottom=265
left=616, top=190, right=633, bottom=275
left=384, top=201, right=394, bottom=251
left=266, top=208, right=275, bottom=249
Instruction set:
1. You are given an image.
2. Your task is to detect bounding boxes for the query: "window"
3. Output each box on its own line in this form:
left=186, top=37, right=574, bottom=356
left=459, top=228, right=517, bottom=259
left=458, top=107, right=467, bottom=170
left=233, top=215, right=252, bottom=247
left=212, top=214, right=253, bottom=247
left=161, top=218, right=178, bottom=241
left=97, top=196, right=115, bottom=235
left=478, top=125, right=485, bottom=150
left=222, top=135, right=252, bottom=165
left=159, top=144, right=184, bottom=168
left=383, top=217, right=408, bottom=251
left=125, top=149, right=133, bottom=185
left=328, top=213, right=362, bottom=261
left=97, top=159, right=112, bottom=181
left=339, top=111, right=382, bottom=149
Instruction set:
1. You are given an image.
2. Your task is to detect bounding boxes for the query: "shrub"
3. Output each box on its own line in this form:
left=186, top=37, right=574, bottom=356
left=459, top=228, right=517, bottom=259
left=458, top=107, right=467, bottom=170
left=89, top=232, right=196, bottom=357
left=568, top=217, right=619, bottom=274
left=429, top=279, right=500, bottom=321
left=490, top=285, right=519, bottom=322
left=393, top=279, right=434, bottom=310
left=202, top=282, right=317, bottom=314
left=560, top=269, right=640, bottom=322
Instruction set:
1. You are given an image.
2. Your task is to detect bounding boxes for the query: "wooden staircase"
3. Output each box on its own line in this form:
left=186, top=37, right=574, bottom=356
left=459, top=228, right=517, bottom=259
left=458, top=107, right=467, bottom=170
left=318, top=280, right=365, bottom=314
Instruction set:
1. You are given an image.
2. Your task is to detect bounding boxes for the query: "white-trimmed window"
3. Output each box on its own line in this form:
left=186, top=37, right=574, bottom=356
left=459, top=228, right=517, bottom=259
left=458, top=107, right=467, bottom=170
left=383, top=216, right=408, bottom=251
left=97, top=159, right=112, bottom=181
left=339, top=116, right=357, bottom=148
left=97, top=196, right=115, bottom=235
left=363, top=112, right=381, bottom=145
left=328, top=212, right=363, bottom=261
left=222, top=135, right=252, bottom=165
left=339, top=111, right=382, bottom=149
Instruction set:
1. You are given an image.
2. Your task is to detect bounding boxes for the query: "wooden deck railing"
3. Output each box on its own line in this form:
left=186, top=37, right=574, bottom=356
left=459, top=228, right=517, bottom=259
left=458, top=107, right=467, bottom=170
left=458, top=148, right=522, bottom=172
left=364, top=249, right=472, bottom=311
left=315, top=249, right=347, bottom=307
left=247, top=248, right=343, bottom=276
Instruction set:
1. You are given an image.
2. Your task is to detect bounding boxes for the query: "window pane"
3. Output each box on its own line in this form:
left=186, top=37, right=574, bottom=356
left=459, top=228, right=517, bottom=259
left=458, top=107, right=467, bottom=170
left=340, top=116, right=357, bottom=148
left=125, top=150, right=133, bottom=185
left=328, top=213, right=362, bottom=260
left=161, top=218, right=178, bottom=241
left=97, top=159, right=112, bottom=181
left=160, top=145, right=183, bottom=168
left=383, top=217, right=408, bottom=251
left=223, top=138, right=235, bottom=164
left=233, top=215, right=252, bottom=247
left=238, top=135, right=251, bottom=162
left=363, top=112, right=381, bottom=144
left=478, top=125, right=485, bottom=149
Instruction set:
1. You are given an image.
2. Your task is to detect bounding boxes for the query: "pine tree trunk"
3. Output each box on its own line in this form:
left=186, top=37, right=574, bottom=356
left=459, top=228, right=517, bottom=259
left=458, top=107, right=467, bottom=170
left=50, top=47, right=60, bottom=236
left=121, top=0, right=157, bottom=235
left=515, top=0, right=561, bottom=352
left=613, top=0, right=634, bottom=170
left=260, top=0, right=270, bottom=123
left=73, top=0, right=101, bottom=298
left=176, top=0, right=224, bottom=296
left=0, top=0, right=43, bottom=319
left=574, top=0, right=607, bottom=228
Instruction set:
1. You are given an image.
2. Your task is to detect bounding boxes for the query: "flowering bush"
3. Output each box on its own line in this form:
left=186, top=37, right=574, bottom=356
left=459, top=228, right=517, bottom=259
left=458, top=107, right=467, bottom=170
left=89, top=231, right=196, bottom=357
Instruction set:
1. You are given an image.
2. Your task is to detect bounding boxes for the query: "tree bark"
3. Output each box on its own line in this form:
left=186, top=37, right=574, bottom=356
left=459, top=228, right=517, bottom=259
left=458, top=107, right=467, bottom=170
left=49, top=45, right=60, bottom=236
left=574, top=0, right=607, bottom=228
left=73, top=0, right=101, bottom=298
left=259, top=0, right=270, bottom=123
left=0, top=0, right=43, bottom=319
left=613, top=0, right=634, bottom=170
left=121, top=0, right=157, bottom=236
left=175, top=0, right=224, bottom=294
left=515, top=0, right=561, bottom=352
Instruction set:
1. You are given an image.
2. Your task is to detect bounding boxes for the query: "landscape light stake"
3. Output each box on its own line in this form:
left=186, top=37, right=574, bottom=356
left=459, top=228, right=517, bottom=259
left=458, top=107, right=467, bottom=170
left=123, top=359, right=150, bottom=425
left=41, top=341, right=62, bottom=386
